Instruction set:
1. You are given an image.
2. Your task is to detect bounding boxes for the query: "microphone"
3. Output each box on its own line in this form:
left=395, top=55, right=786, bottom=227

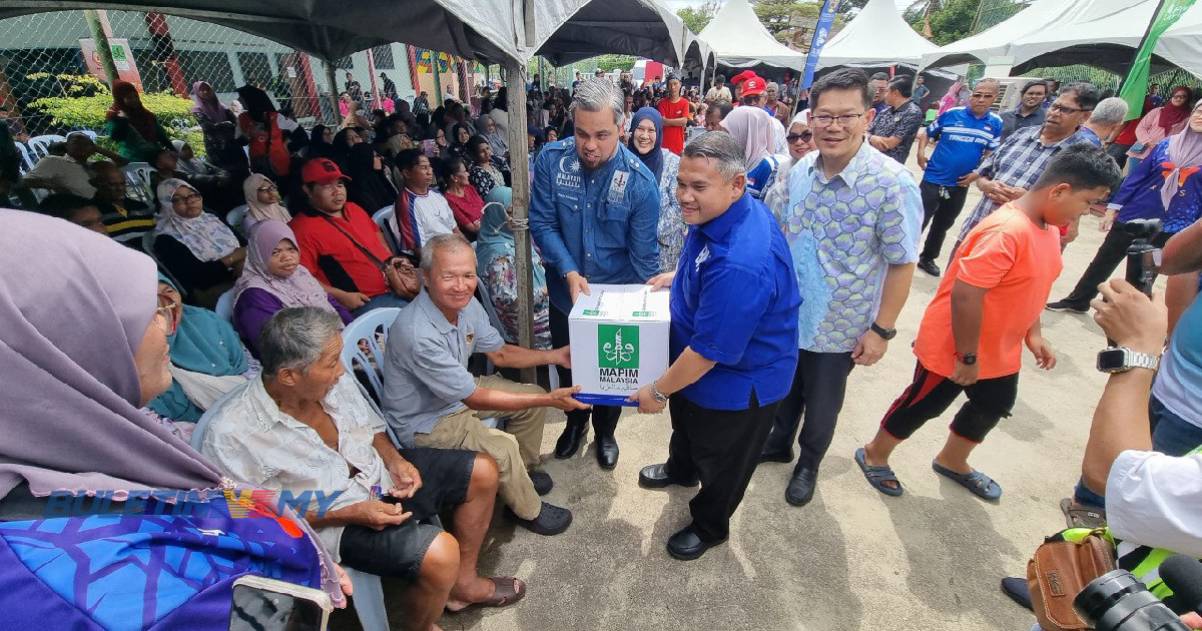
left=1160, top=555, right=1202, bottom=616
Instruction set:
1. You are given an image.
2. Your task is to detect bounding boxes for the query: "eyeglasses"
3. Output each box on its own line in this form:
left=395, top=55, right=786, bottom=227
left=155, top=292, right=179, bottom=335
left=256, top=185, right=278, bottom=193
left=171, top=193, right=202, bottom=204
left=810, top=113, right=865, bottom=128
left=787, top=131, right=813, bottom=143
left=1049, top=103, right=1093, bottom=115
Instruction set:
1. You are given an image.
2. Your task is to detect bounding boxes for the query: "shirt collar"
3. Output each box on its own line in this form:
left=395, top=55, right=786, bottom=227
left=810, top=139, right=871, bottom=187
left=698, top=192, right=752, bottom=242
left=415, top=289, right=458, bottom=334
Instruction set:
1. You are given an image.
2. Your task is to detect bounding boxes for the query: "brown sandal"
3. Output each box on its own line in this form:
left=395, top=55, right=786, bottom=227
left=1060, top=497, right=1106, bottom=529
left=446, top=577, right=527, bottom=613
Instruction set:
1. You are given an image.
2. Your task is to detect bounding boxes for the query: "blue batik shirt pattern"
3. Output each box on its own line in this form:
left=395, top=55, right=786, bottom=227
left=784, top=141, right=923, bottom=353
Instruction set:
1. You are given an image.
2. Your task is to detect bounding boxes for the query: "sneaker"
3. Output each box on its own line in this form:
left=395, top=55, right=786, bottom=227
left=917, top=258, right=941, bottom=277
left=1045, top=300, right=1088, bottom=314
left=529, top=470, right=553, bottom=496
left=507, top=502, right=573, bottom=536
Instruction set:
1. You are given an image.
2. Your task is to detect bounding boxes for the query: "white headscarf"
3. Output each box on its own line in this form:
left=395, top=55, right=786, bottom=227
left=155, top=178, right=240, bottom=262
left=721, top=106, right=779, bottom=172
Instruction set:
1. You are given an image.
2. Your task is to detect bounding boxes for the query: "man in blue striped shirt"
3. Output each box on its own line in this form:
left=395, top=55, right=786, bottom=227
left=913, top=78, right=1002, bottom=277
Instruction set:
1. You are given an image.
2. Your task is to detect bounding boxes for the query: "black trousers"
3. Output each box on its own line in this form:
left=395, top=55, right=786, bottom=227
left=1059, top=223, right=1171, bottom=309
left=549, top=304, right=621, bottom=435
left=665, top=392, right=777, bottom=542
left=880, top=361, right=1018, bottom=443
left=919, top=180, right=970, bottom=262
left=762, top=350, right=855, bottom=473
left=1107, top=142, right=1131, bottom=170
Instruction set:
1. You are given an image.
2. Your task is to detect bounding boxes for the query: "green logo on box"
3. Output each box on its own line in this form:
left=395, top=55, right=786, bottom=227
left=598, top=324, right=638, bottom=369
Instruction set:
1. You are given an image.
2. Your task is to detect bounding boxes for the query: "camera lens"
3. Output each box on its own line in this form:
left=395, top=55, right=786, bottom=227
left=1075, top=570, right=1190, bottom=631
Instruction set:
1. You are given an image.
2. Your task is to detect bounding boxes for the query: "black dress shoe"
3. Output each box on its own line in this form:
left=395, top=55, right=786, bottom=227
left=595, top=434, right=619, bottom=470
left=759, top=447, right=794, bottom=464
left=638, top=463, right=699, bottom=488
left=667, top=525, right=725, bottom=561
left=785, top=467, right=818, bottom=507
left=917, top=258, right=941, bottom=277
left=554, top=420, right=588, bottom=459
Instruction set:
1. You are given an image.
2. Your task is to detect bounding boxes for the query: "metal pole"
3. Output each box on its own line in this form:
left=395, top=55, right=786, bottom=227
left=504, top=61, right=536, bottom=381
left=538, top=57, right=545, bottom=92
left=324, top=60, right=340, bottom=125
left=83, top=9, right=118, bottom=86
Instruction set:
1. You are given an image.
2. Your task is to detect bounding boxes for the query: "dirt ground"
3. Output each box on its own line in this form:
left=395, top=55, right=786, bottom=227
left=347, top=161, right=1137, bottom=631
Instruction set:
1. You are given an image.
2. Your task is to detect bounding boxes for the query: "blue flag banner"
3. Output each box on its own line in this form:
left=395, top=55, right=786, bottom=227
left=802, top=0, right=839, bottom=89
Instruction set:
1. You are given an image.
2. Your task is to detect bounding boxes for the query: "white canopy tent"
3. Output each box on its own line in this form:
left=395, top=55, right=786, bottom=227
left=817, top=0, right=938, bottom=69
left=698, top=0, right=804, bottom=71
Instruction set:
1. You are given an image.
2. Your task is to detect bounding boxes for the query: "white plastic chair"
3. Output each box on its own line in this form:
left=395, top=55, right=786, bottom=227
left=214, top=288, right=236, bottom=322
left=226, top=204, right=249, bottom=235
left=26, top=134, right=65, bottom=161
left=372, top=204, right=398, bottom=254
left=13, top=142, right=34, bottom=174
left=340, top=307, right=402, bottom=403
left=123, top=161, right=155, bottom=204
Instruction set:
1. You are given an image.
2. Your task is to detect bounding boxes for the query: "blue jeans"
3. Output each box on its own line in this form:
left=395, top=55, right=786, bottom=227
left=352, top=293, right=410, bottom=317
left=1072, top=395, right=1202, bottom=508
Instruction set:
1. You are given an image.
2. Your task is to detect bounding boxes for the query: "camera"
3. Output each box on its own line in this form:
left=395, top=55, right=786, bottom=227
left=1123, top=219, right=1162, bottom=297
left=1074, top=570, right=1189, bottom=630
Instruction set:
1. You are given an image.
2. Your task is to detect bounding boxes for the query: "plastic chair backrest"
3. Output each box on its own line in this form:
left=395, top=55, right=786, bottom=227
left=339, top=308, right=402, bottom=402
left=13, top=142, right=34, bottom=174
left=123, top=162, right=155, bottom=204
left=372, top=205, right=398, bottom=254
left=27, top=134, right=66, bottom=160
left=214, top=288, right=236, bottom=322
left=226, top=205, right=248, bottom=234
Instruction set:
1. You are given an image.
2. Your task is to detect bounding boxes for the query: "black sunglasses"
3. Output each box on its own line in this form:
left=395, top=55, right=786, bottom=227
left=787, top=131, right=813, bottom=143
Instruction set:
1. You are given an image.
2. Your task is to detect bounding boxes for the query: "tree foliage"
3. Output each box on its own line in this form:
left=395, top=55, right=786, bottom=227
left=594, top=54, right=638, bottom=73
left=677, top=1, right=720, bottom=34
left=904, top=0, right=980, bottom=45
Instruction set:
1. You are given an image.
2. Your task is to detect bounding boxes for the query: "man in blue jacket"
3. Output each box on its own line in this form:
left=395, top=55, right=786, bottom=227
left=530, top=78, right=661, bottom=470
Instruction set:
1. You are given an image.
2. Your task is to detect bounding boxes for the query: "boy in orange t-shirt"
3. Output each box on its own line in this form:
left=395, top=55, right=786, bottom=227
left=855, top=145, right=1121, bottom=501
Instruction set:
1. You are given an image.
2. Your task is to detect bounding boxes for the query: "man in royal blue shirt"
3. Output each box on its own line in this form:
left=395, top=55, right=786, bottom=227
left=631, top=132, right=800, bottom=561
left=913, top=78, right=1002, bottom=277
left=531, top=78, right=661, bottom=470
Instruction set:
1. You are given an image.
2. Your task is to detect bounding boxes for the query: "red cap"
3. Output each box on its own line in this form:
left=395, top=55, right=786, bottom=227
left=731, top=70, right=756, bottom=86
left=741, top=76, right=766, bottom=97
left=301, top=158, right=351, bottom=185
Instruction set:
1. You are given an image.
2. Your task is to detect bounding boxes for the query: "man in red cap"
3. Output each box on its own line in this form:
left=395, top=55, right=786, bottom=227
left=739, top=76, right=767, bottom=108
left=730, top=70, right=757, bottom=103
left=290, top=157, right=417, bottom=314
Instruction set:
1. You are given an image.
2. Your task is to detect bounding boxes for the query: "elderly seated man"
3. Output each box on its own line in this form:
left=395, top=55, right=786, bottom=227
left=382, top=233, right=587, bottom=536
left=200, top=307, right=526, bottom=630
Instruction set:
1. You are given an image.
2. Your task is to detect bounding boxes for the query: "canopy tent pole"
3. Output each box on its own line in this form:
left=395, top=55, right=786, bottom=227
left=324, top=60, right=339, bottom=124
left=504, top=60, right=537, bottom=383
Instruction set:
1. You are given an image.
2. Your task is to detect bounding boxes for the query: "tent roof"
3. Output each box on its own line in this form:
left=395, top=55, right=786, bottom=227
left=535, top=0, right=697, bottom=67
left=920, top=0, right=1087, bottom=70
left=698, top=0, right=804, bottom=71
left=818, top=0, right=937, bottom=69
left=1158, top=3, right=1202, bottom=79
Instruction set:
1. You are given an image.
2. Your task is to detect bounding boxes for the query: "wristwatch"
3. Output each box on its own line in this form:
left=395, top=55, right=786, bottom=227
left=955, top=351, right=977, bottom=366
left=1096, top=346, right=1159, bottom=374
left=650, top=381, right=670, bottom=404
left=870, top=322, right=897, bottom=341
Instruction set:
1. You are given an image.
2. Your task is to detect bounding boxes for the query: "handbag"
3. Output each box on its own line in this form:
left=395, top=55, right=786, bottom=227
left=319, top=214, right=420, bottom=298
left=1027, top=529, right=1117, bottom=631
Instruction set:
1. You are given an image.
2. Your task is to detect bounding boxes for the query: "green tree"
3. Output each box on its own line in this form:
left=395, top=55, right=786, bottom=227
left=753, top=1, right=821, bottom=43
left=594, top=54, right=637, bottom=73
left=904, top=0, right=979, bottom=45
left=677, top=1, right=720, bottom=33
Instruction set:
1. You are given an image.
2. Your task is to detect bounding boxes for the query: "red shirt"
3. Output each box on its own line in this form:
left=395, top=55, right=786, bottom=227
left=445, top=185, right=485, bottom=232
left=290, top=202, right=392, bottom=297
left=658, top=97, right=690, bottom=155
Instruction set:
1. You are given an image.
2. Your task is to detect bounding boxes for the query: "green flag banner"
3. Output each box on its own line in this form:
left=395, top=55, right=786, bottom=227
left=1119, top=0, right=1198, bottom=121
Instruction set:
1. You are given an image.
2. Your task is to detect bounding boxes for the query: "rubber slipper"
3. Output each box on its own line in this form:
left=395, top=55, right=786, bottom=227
left=855, top=448, right=903, bottom=497
left=1000, top=577, right=1033, bottom=611
left=932, top=461, right=1001, bottom=500
left=446, top=576, right=527, bottom=613
left=1060, top=497, right=1106, bottom=529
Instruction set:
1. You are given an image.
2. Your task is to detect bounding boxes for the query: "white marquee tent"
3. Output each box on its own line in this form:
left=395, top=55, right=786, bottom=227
left=817, top=0, right=938, bottom=69
left=698, top=0, right=805, bottom=71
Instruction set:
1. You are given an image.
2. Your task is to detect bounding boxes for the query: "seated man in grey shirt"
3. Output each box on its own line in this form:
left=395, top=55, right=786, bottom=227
left=383, top=234, right=587, bottom=536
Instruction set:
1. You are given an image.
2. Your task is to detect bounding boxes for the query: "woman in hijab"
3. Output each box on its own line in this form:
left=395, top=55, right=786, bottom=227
left=1049, top=99, right=1202, bottom=315
left=106, top=80, right=174, bottom=162
left=147, top=274, right=256, bottom=422
left=476, top=186, right=551, bottom=349
left=0, top=210, right=344, bottom=628
left=307, top=124, right=336, bottom=159
left=627, top=107, right=684, bottom=272
left=232, top=220, right=352, bottom=356
left=478, top=114, right=509, bottom=160
left=450, top=122, right=474, bottom=161
left=331, top=127, right=364, bottom=170
left=236, top=84, right=296, bottom=180
left=720, top=105, right=785, bottom=200
left=153, top=178, right=246, bottom=309
left=241, top=172, right=291, bottom=232
left=191, top=80, right=249, bottom=178
left=765, top=110, right=815, bottom=226
left=1128, top=86, right=1194, bottom=171
left=344, top=142, right=398, bottom=214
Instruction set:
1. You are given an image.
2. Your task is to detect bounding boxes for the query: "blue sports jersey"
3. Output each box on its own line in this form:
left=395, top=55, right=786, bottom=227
left=922, top=107, right=1003, bottom=187
left=746, top=155, right=782, bottom=200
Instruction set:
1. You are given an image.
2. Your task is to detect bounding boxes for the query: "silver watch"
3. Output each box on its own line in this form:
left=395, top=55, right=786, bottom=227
left=650, top=381, right=670, bottom=404
left=1096, top=346, right=1160, bottom=374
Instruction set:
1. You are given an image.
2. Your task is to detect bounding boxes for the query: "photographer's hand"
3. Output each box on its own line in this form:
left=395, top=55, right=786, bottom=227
left=1091, top=279, right=1167, bottom=355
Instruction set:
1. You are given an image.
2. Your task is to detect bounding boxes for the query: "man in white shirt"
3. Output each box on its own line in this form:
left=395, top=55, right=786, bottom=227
left=21, top=132, right=126, bottom=197
left=393, top=149, right=459, bottom=254
left=705, top=75, right=732, bottom=106
left=201, top=307, right=527, bottom=626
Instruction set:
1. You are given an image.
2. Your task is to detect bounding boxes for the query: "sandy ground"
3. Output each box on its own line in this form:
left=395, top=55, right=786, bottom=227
left=338, top=159, right=1142, bottom=631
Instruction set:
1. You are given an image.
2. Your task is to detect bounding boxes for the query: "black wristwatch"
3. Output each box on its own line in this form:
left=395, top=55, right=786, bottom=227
left=955, top=352, right=977, bottom=366
left=870, top=322, right=897, bottom=341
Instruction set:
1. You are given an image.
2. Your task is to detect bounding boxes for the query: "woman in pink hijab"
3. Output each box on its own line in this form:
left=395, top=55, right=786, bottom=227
left=720, top=105, right=785, bottom=200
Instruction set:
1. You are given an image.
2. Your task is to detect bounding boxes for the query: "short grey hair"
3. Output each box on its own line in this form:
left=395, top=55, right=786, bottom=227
left=419, top=233, right=474, bottom=272
left=682, top=131, right=746, bottom=180
left=767, top=82, right=780, bottom=92
left=569, top=78, right=625, bottom=128
left=974, top=78, right=1001, bottom=92
left=259, top=307, right=344, bottom=376
left=1091, top=97, right=1130, bottom=126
